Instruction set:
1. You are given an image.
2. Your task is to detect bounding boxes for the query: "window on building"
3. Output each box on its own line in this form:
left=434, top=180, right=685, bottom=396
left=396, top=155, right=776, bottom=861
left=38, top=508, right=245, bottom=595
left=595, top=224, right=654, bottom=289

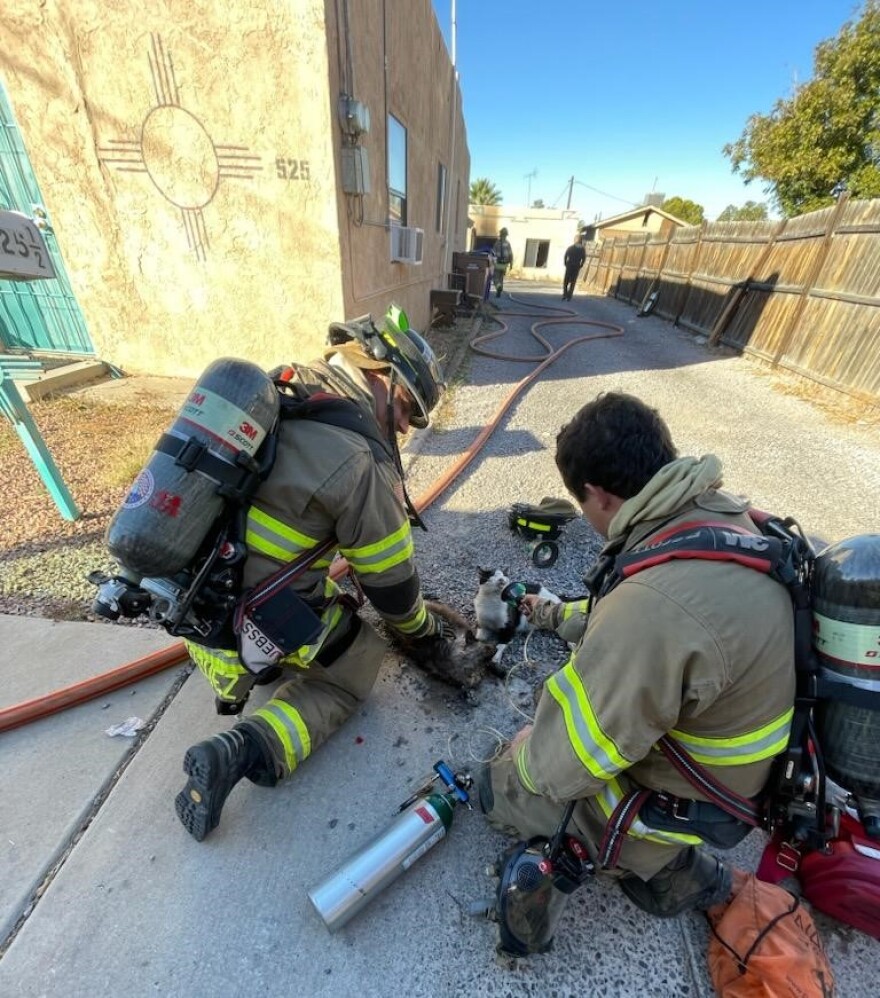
left=524, top=239, right=550, bottom=268
left=387, top=114, right=407, bottom=226
left=436, top=163, right=447, bottom=233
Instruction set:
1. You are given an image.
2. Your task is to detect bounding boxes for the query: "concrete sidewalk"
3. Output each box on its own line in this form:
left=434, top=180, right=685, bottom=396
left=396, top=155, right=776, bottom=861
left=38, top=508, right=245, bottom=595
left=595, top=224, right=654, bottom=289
left=2, top=289, right=878, bottom=996
left=2, top=614, right=719, bottom=997
left=2, top=617, right=876, bottom=997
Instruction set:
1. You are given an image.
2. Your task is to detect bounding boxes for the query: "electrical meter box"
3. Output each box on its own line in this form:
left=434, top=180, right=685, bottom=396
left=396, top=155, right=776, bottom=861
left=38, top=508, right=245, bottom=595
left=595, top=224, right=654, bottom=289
left=342, top=147, right=370, bottom=195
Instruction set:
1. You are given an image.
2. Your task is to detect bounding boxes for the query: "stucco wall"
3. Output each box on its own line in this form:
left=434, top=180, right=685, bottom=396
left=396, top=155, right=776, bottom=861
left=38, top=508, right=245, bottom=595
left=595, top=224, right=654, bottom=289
left=327, top=0, right=470, bottom=335
left=1, top=1, right=345, bottom=376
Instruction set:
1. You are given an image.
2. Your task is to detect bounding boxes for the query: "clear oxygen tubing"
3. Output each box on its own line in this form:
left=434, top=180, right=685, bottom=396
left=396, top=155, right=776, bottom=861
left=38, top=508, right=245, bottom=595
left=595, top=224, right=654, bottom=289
left=2, top=302, right=623, bottom=731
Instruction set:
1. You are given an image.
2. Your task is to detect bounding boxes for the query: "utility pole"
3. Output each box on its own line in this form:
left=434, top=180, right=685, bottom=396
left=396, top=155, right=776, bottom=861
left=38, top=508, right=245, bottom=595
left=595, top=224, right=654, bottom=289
left=566, top=175, right=574, bottom=211
left=525, top=168, right=537, bottom=207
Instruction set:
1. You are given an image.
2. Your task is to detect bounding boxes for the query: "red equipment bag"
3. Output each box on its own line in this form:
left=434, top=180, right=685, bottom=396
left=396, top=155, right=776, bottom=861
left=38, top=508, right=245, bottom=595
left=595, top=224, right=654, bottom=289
left=798, top=813, right=880, bottom=941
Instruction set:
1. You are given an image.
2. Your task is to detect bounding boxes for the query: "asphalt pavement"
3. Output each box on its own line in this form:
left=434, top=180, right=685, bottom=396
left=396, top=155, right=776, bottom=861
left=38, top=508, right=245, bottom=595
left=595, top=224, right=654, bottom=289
left=1, top=286, right=878, bottom=997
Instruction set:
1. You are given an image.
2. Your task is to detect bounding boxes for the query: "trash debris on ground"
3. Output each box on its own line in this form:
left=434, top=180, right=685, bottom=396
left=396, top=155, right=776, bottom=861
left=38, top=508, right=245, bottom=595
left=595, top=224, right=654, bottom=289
left=104, top=716, right=145, bottom=737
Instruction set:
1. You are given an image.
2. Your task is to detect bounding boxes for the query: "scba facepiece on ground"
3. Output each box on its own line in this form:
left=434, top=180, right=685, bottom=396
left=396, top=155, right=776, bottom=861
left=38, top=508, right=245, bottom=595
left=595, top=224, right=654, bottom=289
left=469, top=802, right=593, bottom=957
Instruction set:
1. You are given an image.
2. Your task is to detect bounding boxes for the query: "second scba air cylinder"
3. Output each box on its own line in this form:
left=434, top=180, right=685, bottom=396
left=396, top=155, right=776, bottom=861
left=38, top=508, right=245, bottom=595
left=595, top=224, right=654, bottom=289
left=812, top=534, right=880, bottom=837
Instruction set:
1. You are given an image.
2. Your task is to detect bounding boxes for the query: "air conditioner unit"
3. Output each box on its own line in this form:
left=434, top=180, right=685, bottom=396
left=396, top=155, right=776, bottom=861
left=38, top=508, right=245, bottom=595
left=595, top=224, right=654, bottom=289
left=390, top=225, right=424, bottom=264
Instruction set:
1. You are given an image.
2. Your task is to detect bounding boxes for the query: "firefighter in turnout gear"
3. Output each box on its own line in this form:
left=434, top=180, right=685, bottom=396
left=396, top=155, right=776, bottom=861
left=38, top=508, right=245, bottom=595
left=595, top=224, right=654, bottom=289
left=480, top=392, right=795, bottom=917
left=175, top=313, right=454, bottom=842
left=491, top=228, right=514, bottom=297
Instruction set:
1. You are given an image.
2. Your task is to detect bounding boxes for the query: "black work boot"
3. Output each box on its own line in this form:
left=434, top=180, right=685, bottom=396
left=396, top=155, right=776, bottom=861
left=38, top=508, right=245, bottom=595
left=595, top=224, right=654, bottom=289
left=174, top=724, right=269, bottom=842
left=618, top=847, right=732, bottom=918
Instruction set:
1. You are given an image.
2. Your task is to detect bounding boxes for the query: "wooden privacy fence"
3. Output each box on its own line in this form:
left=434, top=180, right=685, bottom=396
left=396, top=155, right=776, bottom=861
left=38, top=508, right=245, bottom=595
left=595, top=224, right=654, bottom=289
left=582, top=196, right=880, bottom=405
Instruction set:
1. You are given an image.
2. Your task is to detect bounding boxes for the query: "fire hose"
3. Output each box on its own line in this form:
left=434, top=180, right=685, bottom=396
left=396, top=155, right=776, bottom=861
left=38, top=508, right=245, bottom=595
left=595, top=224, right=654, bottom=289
left=0, top=302, right=623, bottom=733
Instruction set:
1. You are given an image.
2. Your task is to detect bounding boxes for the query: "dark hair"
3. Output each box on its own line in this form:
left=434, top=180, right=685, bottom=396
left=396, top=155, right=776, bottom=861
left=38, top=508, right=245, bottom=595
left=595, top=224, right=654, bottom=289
left=555, top=392, right=677, bottom=501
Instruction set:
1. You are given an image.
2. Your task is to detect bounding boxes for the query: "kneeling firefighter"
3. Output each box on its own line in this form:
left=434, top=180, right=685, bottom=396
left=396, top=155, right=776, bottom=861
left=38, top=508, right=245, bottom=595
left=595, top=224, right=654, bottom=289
left=97, top=310, right=458, bottom=842
left=478, top=393, right=880, bottom=953
left=478, top=393, right=798, bottom=953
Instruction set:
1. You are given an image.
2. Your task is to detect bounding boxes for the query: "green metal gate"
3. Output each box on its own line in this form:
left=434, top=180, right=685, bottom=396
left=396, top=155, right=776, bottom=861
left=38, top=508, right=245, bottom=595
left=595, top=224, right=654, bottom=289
left=0, top=80, right=93, bottom=355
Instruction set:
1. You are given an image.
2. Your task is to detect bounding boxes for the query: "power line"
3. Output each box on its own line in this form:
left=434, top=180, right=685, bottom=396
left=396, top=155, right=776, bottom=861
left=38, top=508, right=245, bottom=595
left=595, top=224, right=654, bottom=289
left=572, top=179, right=639, bottom=207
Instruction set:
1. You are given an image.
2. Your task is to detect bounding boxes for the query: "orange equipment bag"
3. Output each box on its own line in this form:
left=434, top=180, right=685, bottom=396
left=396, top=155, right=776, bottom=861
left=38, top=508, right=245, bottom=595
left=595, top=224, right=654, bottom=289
left=706, top=870, right=835, bottom=997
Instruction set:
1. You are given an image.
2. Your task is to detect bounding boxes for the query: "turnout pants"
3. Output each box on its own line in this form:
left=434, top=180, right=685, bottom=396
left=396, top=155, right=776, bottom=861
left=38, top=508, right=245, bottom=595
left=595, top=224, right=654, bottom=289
left=248, top=618, right=386, bottom=780
left=189, top=615, right=386, bottom=782
left=484, top=747, right=692, bottom=880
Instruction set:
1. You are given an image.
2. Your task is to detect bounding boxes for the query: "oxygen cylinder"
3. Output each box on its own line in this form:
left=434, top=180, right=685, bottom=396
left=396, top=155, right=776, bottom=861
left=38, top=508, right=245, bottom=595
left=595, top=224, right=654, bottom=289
left=105, top=358, right=279, bottom=578
left=309, top=767, right=468, bottom=932
left=812, top=534, right=880, bottom=837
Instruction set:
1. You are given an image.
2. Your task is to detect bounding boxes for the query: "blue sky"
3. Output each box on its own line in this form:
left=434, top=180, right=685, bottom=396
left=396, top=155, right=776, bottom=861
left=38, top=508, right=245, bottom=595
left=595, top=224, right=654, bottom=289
left=431, top=0, right=864, bottom=221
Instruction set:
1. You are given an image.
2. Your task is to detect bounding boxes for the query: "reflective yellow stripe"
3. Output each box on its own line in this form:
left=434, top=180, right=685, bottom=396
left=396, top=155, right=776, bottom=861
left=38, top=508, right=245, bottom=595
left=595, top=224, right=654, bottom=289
left=515, top=742, right=538, bottom=793
left=249, top=506, right=318, bottom=547
left=546, top=660, right=629, bottom=780
left=561, top=600, right=590, bottom=620
left=515, top=517, right=552, bottom=533
left=341, top=523, right=414, bottom=575
left=246, top=507, right=334, bottom=567
left=668, top=707, right=793, bottom=765
left=253, top=700, right=312, bottom=772
left=392, top=603, right=428, bottom=635
left=186, top=643, right=249, bottom=699
left=595, top=778, right=702, bottom=847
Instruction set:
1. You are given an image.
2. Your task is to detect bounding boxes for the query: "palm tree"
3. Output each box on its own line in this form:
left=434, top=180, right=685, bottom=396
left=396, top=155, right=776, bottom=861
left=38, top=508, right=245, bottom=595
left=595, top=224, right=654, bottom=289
left=469, top=178, right=502, bottom=205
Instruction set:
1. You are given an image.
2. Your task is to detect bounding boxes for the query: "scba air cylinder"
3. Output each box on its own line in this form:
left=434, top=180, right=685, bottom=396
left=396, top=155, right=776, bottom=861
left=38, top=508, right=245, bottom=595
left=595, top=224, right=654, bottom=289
left=812, top=534, right=880, bottom=837
left=106, top=358, right=279, bottom=578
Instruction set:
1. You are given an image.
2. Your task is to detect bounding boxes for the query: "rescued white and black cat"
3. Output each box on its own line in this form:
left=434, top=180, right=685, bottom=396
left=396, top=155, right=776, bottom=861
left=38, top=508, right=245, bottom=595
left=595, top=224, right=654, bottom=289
left=474, top=568, right=560, bottom=665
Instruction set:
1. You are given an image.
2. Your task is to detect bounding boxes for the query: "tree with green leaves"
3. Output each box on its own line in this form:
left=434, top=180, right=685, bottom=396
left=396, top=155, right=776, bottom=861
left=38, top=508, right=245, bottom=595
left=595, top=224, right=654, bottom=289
left=531, top=198, right=545, bottom=208
left=661, top=196, right=705, bottom=225
left=469, top=178, right=502, bottom=205
left=724, top=1, right=880, bottom=217
left=717, top=201, right=769, bottom=221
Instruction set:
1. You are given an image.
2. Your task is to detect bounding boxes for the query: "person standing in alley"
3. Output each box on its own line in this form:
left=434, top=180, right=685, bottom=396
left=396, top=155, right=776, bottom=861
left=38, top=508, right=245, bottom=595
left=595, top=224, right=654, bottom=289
left=562, top=237, right=587, bottom=300
left=492, top=227, right=514, bottom=297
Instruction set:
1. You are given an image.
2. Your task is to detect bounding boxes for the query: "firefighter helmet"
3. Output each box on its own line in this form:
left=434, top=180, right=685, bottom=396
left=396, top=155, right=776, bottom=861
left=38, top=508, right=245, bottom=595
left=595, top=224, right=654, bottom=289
left=326, top=309, right=444, bottom=428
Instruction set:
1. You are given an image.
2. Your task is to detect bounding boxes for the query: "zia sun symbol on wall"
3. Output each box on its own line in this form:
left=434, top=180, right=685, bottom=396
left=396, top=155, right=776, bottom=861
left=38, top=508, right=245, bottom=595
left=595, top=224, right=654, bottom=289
left=97, top=33, right=262, bottom=262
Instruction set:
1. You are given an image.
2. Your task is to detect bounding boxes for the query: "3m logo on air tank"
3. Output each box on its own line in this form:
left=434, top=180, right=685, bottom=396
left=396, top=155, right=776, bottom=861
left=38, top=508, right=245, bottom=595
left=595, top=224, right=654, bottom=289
left=239, top=421, right=259, bottom=441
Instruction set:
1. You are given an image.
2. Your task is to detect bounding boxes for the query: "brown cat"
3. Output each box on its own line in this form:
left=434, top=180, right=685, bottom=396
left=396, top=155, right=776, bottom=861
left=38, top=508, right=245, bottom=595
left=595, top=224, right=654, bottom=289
left=394, top=600, right=498, bottom=689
